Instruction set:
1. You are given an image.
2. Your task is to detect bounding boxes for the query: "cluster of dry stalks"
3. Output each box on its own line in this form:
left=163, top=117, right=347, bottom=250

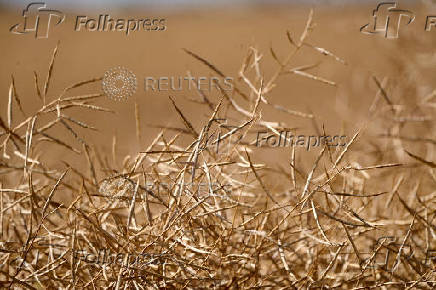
left=1, top=11, right=435, bottom=289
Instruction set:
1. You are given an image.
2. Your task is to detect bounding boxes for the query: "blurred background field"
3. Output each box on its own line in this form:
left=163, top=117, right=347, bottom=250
left=0, top=1, right=434, bottom=170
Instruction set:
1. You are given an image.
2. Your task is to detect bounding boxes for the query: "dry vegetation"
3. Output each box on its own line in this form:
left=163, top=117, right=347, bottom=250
left=1, top=10, right=436, bottom=289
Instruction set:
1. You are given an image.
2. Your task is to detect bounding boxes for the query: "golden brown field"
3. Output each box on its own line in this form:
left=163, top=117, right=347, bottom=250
left=0, top=2, right=435, bottom=288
